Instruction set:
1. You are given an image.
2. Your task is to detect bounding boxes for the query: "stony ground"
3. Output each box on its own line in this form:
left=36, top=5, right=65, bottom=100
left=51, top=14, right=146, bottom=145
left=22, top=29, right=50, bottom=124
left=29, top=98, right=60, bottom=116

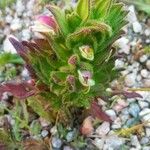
left=0, top=0, right=150, bottom=150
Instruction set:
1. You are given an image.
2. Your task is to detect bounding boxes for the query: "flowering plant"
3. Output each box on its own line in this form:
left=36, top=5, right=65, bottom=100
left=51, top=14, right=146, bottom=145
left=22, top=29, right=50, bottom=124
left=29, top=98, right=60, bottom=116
left=1, top=0, right=128, bottom=123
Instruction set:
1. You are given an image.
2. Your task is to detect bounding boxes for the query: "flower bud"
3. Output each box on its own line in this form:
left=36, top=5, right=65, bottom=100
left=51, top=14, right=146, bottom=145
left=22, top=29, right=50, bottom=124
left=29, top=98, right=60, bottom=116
left=78, top=70, right=95, bottom=87
left=79, top=45, right=94, bottom=61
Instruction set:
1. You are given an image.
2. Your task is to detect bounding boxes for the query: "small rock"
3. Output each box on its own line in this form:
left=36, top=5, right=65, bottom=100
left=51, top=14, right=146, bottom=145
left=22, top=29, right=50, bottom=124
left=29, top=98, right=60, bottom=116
left=39, top=117, right=50, bottom=127
left=125, top=73, right=136, bottom=87
left=143, top=146, right=150, bottom=150
left=140, top=137, right=149, bottom=145
left=146, top=60, right=150, bottom=70
left=10, top=19, right=22, bottom=31
left=141, top=69, right=149, bottom=78
left=127, top=5, right=137, bottom=23
left=111, top=117, right=122, bottom=129
left=5, top=15, right=13, bottom=24
left=105, top=109, right=116, bottom=120
left=63, top=146, right=74, bottom=150
left=138, top=101, right=149, bottom=109
left=41, top=130, right=49, bottom=138
left=3, top=37, right=17, bottom=53
left=145, top=127, right=150, bottom=137
left=66, top=131, right=75, bottom=142
left=139, top=108, right=150, bottom=125
left=128, top=103, right=140, bottom=118
left=145, top=29, right=150, bottom=36
left=105, top=135, right=125, bottom=149
left=132, top=21, right=142, bottom=33
left=136, top=74, right=142, bottom=82
left=0, top=116, right=5, bottom=126
left=115, top=59, right=125, bottom=69
left=143, top=79, right=150, bottom=88
left=140, top=55, right=148, bottom=63
left=94, top=138, right=105, bottom=150
left=131, top=135, right=141, bottom=149
left=96, top=122, right=110, bottom=136
left=50, top=126, right=57, bottom=135
left=51, top=137, right=62, bottom=149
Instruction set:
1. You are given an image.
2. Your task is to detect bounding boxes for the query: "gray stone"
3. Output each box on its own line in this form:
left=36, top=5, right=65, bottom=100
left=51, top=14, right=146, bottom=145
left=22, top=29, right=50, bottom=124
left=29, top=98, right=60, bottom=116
left=66, top=131, right=75, bottom=142
left=51, top=137, right=62, bottom=149
left=138, top=101, right=149, bottom=109
left=41, top=130, right=49, bottom=138
left=128, top=103, right=140, bottom=118
left=146, top=60, right=150, bottom=70
left=125, top=73, right=136, bottom=87
left=141, top=69, right=149, bottom=78
left=140, top=55, right=148, bottom=63
left=131, top=135, right=141, bottom=149
left=96, top=122, right=110, bottom=136
left=132, top=21, right=142, bottom=33
left=63, top=146, right=74, bottom=150
left=140, top=137, right=149, bottom=145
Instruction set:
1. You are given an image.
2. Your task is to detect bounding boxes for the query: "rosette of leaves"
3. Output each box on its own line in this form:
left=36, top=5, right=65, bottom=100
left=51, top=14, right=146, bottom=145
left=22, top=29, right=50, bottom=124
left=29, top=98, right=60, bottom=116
left=1, top=0, right=128, bottom=123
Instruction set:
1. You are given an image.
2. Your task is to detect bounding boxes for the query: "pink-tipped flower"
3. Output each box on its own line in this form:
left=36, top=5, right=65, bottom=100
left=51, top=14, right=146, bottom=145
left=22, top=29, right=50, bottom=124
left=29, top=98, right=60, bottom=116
left=78, top=70, right=95, bottom=87
left=68, top=55, right=78, bottom=65
left=37, top=15, right=57, bottom=29
left=31, top=15, right=57, bottom=34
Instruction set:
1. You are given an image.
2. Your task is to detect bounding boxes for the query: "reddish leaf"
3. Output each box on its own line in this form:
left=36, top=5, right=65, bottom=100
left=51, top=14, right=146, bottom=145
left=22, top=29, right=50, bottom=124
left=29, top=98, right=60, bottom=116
left=9, top=37, right=29, bottom=62
left=90, top=101, right=112, bottom=123
left=0, top=82, right=36, bottom=100
left=122, top=91, right=143, bottom=99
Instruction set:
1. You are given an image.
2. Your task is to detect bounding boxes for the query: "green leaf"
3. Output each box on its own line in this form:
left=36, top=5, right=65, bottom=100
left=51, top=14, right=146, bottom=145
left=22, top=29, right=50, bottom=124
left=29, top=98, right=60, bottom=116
left=47, top=5, right=69, bottom=36
left=76, top=0, right=90, bottom=20
left=0, top=53, right=24, bottom=67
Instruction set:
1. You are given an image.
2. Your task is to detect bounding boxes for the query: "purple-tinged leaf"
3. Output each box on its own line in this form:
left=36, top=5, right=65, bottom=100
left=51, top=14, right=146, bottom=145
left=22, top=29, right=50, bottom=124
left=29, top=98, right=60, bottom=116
left=0, top=82, right=36, bottom=100
left=9, top=37, right=29, bottom=62
left=25, top=64, right=37, bottom=79
left=123, top=91, right=143, bottom=99
left=90, top=101, right=112, bottom=122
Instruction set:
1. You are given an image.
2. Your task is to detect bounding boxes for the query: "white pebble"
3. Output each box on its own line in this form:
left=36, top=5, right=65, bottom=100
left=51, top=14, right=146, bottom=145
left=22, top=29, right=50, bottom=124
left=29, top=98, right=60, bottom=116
left=96, top=122, right=110, bottom=136
left=41, top=130, right=49, bottom=137
left=146, top=60, right=150, bottom=70
left=115, top=59, right=125, bottom=69
left=138, top=101, right=149, bottom=109
left=141, top=69, right=149, bottom=78
left=125, top=73, right=136, bottom=87
left=145, top=128, right=150, bottom=137
left=145, top=29, right=150, bottom=36
left=140, top=55, right=148, bottom=63
left=132, top=21, right=142, bottom=33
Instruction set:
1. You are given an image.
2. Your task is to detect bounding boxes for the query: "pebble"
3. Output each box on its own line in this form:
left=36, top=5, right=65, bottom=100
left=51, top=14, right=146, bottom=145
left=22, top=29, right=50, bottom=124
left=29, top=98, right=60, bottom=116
left=146, top=60, right=150, bottom=70
left=41, top=130, right=49, bottom=138
left=127, top=5, right=137, bottom=23
left=105, top=109, right=116, bottom=120
left=128, top=103, right=140, bottom=118
left=66, top=131, right=75, bottom=142
left=50, top=126, right=57, bottom=135
left=145, top=127, right=150, bottom=137
left=96, top=122, right=110, bottom=136
left=138, top=101, right=149, bottom=109
left=115, top=59, right=125, bottom=69
left=143, top=79, right=150, bottom=88
left=10, top=19, right=22, bottom=31
left=132, top=21, right=142, bottom=33
left=3, top=37, right=17, bottom=53
left=39, top=117, right=50, bottom=127
left=94, top=138, right=105, bottom=150
left=111, top=117, right=122, bottom=129
left=131, top=135, right=141, bottom=149
left=140, top=137, right=149, bottom=145
left=0, top=116, right=5, bottom=126
left=140, top=55, right=148, bottom=63
left=125, top=73, right=136, bottom=87
left=145, top=29, right=150, bottom=36
left=63, top=146, right=74, bottom=150
left=139, top=108, right=150, bottom=126
left=104, top=135, right=125, bottom=149
left=141, top=69, right=149, bottom=78
left=51, top=137, right=62, bottom=149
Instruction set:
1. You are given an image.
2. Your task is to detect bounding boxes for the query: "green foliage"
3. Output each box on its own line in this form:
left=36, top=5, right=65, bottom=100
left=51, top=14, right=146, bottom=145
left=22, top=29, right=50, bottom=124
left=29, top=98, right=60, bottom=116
left=0, top=52, right=23, bottom=66
left=0, top=0, right=16, bottom=10
left=9, top=0, right=127, bottom=123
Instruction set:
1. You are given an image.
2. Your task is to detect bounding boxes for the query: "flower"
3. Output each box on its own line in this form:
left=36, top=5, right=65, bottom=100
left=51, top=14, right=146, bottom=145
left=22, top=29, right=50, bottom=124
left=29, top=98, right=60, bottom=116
left=78, top=70, right=95, bottom=87
left=30, top=15, right=57, bottom=34
left=79, top=45, right=94, bottom=61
